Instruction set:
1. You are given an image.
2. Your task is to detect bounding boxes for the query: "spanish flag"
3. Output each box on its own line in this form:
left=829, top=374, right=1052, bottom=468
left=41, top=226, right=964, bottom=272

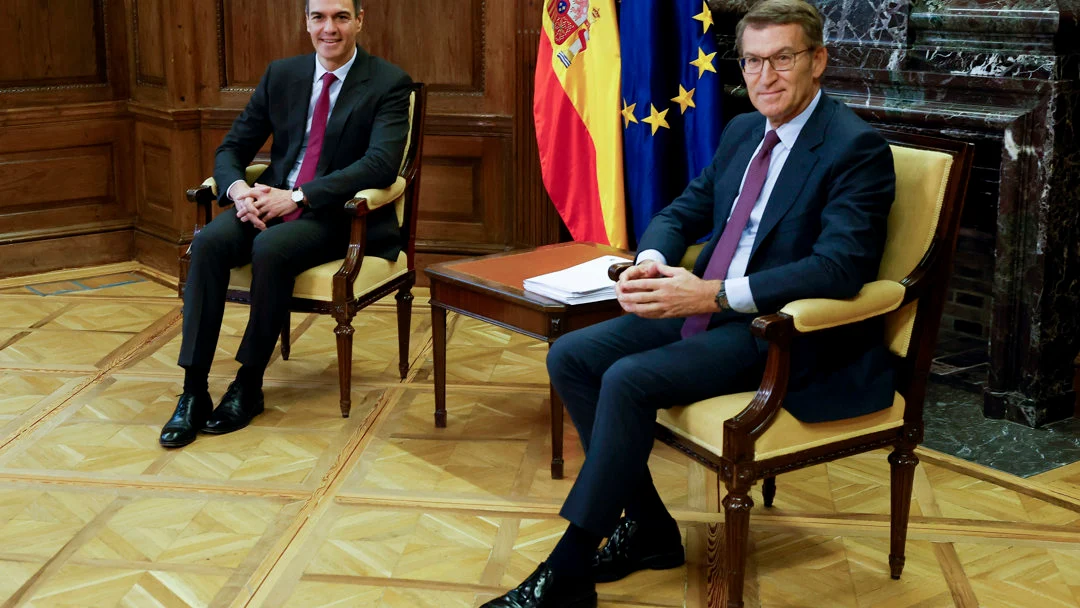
left=535, top=0, right=627, bottom=249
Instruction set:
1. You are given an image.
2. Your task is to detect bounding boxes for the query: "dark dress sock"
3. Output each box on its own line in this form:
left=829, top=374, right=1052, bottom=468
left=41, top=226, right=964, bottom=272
left=183, top=366, right=210, bottom=395
left=548, top=523, right=603, bottom=576
left=624, top=476, right=680, bottom=540
left=236, top=364, right=264, bottom=391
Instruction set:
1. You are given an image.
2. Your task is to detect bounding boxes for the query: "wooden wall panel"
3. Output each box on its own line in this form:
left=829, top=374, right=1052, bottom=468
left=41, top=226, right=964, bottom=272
left=219, top=0, right=309, bottom=89
left=132, top=0, right=167, bottom=86
left=0, top=0, right=106, bottom=87
left=361, top=0, right=483, bottom=93
left=0, top=117, right=133, bottom=242
left=0, top=231, right=134, bottom=278
left=417, top=134, right=509, bottom=252
left=0, top=0, right=554, bottom=279
left=132, top=119, right=203, bottom=243
left=0, top=146, right=113, bottom=210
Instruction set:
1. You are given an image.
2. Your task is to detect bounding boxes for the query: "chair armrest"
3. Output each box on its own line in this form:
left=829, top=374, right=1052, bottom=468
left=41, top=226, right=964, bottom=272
left=779, top=280, right=905, bottom=333
left=353, top=176, right=407, bottom=213
left=337, top=177, right=407, bottom=303
left=185, top=164, right=270, bottom=207
left=186, top=177, right=217, bottom=206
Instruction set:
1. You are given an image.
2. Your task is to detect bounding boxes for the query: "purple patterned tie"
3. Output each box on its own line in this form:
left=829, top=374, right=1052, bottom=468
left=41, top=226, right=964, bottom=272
left=284, top=71, right=337, bottom=222
left=681, top=129, right=782, bottom=338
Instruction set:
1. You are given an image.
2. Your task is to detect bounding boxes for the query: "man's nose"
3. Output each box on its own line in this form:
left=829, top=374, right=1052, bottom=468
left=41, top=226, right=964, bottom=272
left=758, top=61, right=779, bottom=82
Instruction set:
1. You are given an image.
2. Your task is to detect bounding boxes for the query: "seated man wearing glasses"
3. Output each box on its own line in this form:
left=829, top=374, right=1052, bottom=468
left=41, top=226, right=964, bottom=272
left=483, top=0, right=896, bottom=606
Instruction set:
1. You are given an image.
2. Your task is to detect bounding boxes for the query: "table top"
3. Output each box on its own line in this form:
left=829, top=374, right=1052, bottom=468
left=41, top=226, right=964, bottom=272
left=424, top=242, right=633, bottom=312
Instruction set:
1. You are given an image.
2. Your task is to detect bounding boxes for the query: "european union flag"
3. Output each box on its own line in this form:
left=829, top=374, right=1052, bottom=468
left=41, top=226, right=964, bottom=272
left=621, top=0, right=723, bottom=247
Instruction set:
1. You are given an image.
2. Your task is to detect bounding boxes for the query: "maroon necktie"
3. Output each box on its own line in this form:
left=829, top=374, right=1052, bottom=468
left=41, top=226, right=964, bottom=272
left=681, top=129, right=782, bottom=338
left=284, top=71, right=338, bottom=222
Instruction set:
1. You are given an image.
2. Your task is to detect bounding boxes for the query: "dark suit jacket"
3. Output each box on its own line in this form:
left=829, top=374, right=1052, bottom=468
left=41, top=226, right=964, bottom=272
left=214, top=46, right=412, bottom=261
left=638, top=93, right=897, bottom=422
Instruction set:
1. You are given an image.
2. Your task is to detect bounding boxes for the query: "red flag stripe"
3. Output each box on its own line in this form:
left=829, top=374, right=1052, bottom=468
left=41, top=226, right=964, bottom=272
left=534, top=35, right=610, bottom=245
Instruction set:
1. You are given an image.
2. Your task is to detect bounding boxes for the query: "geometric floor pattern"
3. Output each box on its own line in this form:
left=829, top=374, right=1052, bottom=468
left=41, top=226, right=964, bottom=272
left=0, top=263, right=1078, bottom=607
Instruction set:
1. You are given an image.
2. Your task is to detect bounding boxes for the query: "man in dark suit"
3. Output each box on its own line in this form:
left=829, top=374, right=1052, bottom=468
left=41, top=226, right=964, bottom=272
left=484, top=0, right=896, bottom=606
left=159, top=0, right=412, bottom=448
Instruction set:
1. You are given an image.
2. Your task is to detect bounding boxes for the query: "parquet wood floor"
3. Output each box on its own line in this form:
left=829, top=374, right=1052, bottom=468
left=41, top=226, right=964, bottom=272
left=0, top=265, right=1077, bottom=608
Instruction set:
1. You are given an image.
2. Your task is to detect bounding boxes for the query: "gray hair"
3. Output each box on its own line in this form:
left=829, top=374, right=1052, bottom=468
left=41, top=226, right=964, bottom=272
left=735, top=0, right=824, bottom=54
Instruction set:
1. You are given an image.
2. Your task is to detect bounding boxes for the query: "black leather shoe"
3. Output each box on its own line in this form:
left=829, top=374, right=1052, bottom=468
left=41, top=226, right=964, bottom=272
left=593, top=518, right=685, bottom=582
left=481, top=562, right=596, bottom=608
left=159, top=392, right=213, bottom=448
left=201, top=382, right=264, bottom=434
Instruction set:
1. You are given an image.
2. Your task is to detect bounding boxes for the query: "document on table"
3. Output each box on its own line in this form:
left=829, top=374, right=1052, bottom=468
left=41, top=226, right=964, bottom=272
left=523, top=255, right=629, bottom=304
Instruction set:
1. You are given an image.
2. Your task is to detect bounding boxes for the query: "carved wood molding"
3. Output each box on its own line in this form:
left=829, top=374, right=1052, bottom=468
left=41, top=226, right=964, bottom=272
left=426, top=113, right=512, bottom=136
left=0, top=0, right=110, bottom=92
left=0, top=102, right=127, bottom=128
left=0, top=219, right=135, bottom=246
left=128, top=102, right=202, bottom=129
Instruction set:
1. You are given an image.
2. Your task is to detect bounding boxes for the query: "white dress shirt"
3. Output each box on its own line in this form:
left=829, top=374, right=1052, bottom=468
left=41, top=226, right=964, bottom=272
left=227, top=48, right=359, bottom=201
left=638, top=89, right=823, bottom=314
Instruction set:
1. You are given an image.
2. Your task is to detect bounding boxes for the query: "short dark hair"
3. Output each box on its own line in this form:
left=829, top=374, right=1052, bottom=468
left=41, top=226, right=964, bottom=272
left=304, top=0, right=361, bottom=15
left=736, top=0, right=824, bottom=54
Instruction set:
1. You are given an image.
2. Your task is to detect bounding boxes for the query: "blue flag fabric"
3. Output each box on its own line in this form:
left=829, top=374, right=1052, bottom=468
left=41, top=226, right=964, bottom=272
left=620, top=0, right=723, bottom=247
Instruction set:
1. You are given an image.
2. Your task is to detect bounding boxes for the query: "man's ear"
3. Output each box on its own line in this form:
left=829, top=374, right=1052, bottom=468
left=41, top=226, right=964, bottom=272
left=812, top=45, right=828, bottom=79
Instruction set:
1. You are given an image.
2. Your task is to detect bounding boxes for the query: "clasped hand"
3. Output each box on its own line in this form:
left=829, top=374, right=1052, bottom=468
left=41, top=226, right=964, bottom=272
left=233, top=184, right=299, bottom=231
left=615, top=260, right=721, bottom=318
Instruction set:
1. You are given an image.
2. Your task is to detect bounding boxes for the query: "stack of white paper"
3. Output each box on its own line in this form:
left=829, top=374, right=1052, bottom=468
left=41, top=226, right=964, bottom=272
left=523, top=255, right=628, bottom=304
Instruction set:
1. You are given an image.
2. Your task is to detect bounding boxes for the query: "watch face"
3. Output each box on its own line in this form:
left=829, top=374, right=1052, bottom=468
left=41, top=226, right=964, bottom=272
left=292, top=189, right=303, bottom=203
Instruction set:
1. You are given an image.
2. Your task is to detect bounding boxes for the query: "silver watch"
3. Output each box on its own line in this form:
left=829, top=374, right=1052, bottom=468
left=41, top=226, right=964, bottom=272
left=291, top=188, right=305, bottom=206
left=714, top=282, right=729, bottom=311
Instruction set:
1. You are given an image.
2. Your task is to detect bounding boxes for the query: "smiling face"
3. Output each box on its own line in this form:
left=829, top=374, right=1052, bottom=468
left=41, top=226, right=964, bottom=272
left=306, top=0, right=363, bottom=71
left=741, top=22, right=827, bottom=128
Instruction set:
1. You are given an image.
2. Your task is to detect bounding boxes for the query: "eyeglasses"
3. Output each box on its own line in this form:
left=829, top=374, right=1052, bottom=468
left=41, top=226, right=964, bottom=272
left=738, top=48, right=813, bottom=74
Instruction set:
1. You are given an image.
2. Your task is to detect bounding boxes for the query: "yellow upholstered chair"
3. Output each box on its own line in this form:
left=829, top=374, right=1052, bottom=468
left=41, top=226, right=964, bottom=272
left=624, top=132, right=973, bottom=607
left=179, top=83, right=427, bottom=418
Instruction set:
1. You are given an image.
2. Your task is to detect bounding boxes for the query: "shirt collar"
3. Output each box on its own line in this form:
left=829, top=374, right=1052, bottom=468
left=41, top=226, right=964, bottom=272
left=313, top=46, right=358, bottom=85
left=766, top=88, right=822, bottom=150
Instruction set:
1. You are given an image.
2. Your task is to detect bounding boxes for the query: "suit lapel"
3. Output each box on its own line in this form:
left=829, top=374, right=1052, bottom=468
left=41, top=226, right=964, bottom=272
left=749, top=94, right=834, bottom=261
left=317, top=46, right=374, bottom=175
left=283, top=56, right=317, bottom=180
left=716, top=121, right=766, bottom=227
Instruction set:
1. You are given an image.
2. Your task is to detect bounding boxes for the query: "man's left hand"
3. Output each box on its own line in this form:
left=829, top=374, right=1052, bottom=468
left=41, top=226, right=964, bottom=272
left=248, top=186, right=299, bottom=221
left=616, top=263, right=723, bottom=319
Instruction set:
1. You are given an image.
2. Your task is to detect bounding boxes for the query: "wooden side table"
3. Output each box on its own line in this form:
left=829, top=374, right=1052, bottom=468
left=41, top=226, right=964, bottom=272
left=424, top=242, right=631, bottom=479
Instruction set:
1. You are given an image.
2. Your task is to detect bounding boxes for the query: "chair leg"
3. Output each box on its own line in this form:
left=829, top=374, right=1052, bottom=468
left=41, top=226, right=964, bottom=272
left=721, top=480, right=754, bottom=608
left=888, top=444, right=919, bottom=579
left=762, top=476, right=776, bottom=508
left=280, top=312, right=291, bottom=361
left=334, top=316, right=355, bottom=418
left=395, top=284, right=413, bottom=380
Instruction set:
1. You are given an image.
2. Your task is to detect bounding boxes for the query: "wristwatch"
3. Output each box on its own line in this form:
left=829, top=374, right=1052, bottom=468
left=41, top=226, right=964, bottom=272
left=291, top=187, right=306, bottom=207
left=714, top=281, right=729, bottom=311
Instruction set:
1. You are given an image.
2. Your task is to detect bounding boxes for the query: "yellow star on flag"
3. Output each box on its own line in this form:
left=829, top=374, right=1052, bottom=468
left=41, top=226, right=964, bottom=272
left=641, top=104, right=670, bottom=135
left=693, top=1, right=714, bottom=34
left=690, top=47, right=718, bottom=78
left=671, top=85, right=697, bottom=114
left=622, top=99, right=639, bottom=128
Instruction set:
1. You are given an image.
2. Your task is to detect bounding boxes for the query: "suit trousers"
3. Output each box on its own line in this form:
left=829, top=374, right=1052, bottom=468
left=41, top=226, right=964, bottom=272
left=178, top=210, right=349, bottom=371
left=547, top=313, right=767, bottom=537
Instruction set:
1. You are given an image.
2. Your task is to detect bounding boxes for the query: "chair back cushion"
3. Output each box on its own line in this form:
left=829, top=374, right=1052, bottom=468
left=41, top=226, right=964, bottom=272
left=393, top=90, right=417, bottom=227
left=880, top=145, right=953, bottom=357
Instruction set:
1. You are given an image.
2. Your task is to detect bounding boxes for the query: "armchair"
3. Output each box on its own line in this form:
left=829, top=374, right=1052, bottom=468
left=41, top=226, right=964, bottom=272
left=179, top=82, right=427, bottom=418
left=613, top=131, right=973, bottom=607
